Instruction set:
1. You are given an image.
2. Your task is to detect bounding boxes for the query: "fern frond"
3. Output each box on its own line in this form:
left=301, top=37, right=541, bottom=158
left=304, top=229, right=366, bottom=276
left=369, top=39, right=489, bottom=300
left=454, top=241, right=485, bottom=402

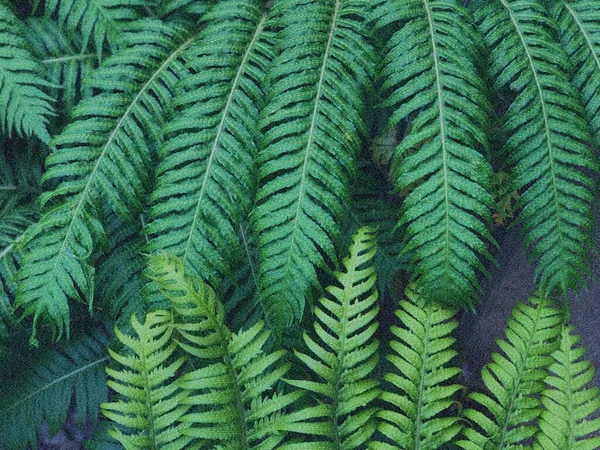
left=457, top=296, right=563, bottom=450
left=102, top=311, right=194, bottom=450
left=255, top=0, right=376, bottom=332
left=0, top=325, right=109, bottom=450
left=372, top=0, right=495, bottom=307
left=551, top=0, right=600, bottom=145
left=0, top=2, right=53, bottom=142
left=147, top=252, right=304, bottom=449
left=159, top=0, right=215, bottom=19
left=44, top=0, right=148, bottom=54
left=372, top=286, right=462, bottom=450
left=471, top=0, right=598, bottom=296
left=532, top=323, right=600, bottom=450
left=15, top=20, right=196, bottom=343
left=285, top=226, right=380, bottom=448
left=145, top=0, right=273, bottom=293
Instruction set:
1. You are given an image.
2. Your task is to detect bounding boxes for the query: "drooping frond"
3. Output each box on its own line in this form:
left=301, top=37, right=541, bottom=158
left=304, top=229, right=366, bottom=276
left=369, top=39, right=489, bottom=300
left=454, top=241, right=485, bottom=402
left=146, top=253, right=304, bottom=449
left=532, top=323, right=600, bottom=450
left=457, top=296, right=563, bottom=450
left=372, top=0, right=496, bottom=307
left=285, top=226, right=381, bottom=448
left=24, top=17, right=98, bottom=121
left=44, top=0, right=148, bottom=54
left=101, top=311, right=194, bottom=450
left=0, top=325, right=109, bottom=450
left=471, top=0, right=598, bottom=296
left=255, top=0, right=376, bottom=332
left=551, top=0, right=600, bottom=145
left=372, top=286, right=462, bottom=450
left=0, top=2, right=53, bottom=142
left=15, top=20, right=197, bottom=343
left=145, top=0, right=274, bottom=293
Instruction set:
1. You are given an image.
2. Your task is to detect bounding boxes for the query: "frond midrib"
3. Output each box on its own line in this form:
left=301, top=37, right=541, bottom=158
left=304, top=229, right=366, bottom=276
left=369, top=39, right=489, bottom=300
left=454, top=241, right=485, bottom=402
left=140, top=328, right=159, bottom=450
left=182, top=11, right=267, bottom=267
left=42, top=53, right=96, bottom=65
left=413, top=305, right=432, bottom=450
left=562, top=1, right=600, bottom=74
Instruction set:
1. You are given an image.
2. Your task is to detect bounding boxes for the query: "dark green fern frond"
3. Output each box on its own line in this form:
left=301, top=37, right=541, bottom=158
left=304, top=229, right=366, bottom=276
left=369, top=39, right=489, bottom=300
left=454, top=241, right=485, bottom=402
left=146, top=0, right=273, bottom=293
left=15, top=20, right=197, bottom=343
left=0, top=325, right=110, bottom=450
left=551, top=0, right=600, bottom=145
left=24, top=17, right=98, bottom=121
left=0, top=2, right=53, bottom=142
left=159, top=0, right=216, bottom=19
left=102, top=311, right=194, bottom=450
left=532, top=323, right=600, bottom=450
left=372, top=0, right=496, bottom=307
left=286, top=226, right=380, bottom=448
left=255, top=0, right=376, bottom=332
left=372, top=286, right=463, bottom=450
left=457, top=296, right=563, bottom=450
left=44, top=0, right=148, bottom=55
left=471, top=0, right=598, bottom=297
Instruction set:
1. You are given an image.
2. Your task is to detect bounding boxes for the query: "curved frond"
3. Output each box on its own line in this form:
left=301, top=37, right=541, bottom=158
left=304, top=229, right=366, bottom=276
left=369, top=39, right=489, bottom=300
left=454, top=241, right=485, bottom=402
left=145, top=0, right=274, bottom=293
left=0, top=325, right=110, bottom=450
left=471, top=0, right=598, bottom=296
left=286, top=226, right=380, bottom=448
left=102, top=311, right=194, bottom=450
left=457, top=296, right=563, bottom=450
left=0, top=2, right=53, bottom=142
left=551, top=0, right=600, bottom=145
left=372, top=287, right=462, bottom=450
left=372, top=0, right=495, bottom=307
left=255, top=0, right=376, bottom=332
left=15, top=20, right=196, bottom=343
left=532, top=324, right=600, bottom=450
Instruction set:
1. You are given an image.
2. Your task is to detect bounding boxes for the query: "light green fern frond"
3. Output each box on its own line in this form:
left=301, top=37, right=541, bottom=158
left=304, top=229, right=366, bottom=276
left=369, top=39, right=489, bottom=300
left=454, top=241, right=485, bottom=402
left=551, top=0, right=600, bottom=145
left=285, top=226, right=380, bottom=448
left=102, top=311, right=194, bottom=450
left=532, top=323, right=600, bottom=450
left=457, top=296, right=563, bottom=450
left=471, top=0, right=598, bottom=297
left=15, top=20, right=196, bottom=343
left=145, top=0, right=273, bottom=294
left=0, top=2, right=53, bottom=142
left=372, top=287, right=462, bottom=450
left=0, top=325, right=109, bottom=450
left=372, top=0, right=496, bottom=307
left=255, top=0, right=376, bottom=332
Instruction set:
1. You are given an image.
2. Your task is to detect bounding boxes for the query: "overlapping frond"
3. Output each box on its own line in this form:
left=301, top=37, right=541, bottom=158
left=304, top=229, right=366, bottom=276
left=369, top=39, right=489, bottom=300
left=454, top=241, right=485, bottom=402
left=255, top=0, right=376, bottom=332
left=102, top=311, right=193, bottom=450
left=285, top=226, right=380, bottom=448
left=0, top=2, right=53, bottom=142
left=551, top=0, right=600, bottom=145
left=457, top=296, right=563, bottom=450
left=532, top=324, right=600, bottom=450
left=471, top=0, right=598, bottom=296
left=15, top=20, right=197, bottom=343
left=0, top=325, right=109, bottom=450
left=372, top=0, right=495, bottom=307
left=145, top=0, right=273, bottom=293
left=372, top=287, right=462, bottom=450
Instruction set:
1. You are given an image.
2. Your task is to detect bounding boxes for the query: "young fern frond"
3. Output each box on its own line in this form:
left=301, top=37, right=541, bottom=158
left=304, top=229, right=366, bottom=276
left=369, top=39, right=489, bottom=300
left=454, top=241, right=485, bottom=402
left=0, top=325, right=109, bottom=450
left=102, top=311, right=194, bottom=450
left=551, top=0, right=600, bottom=145
left=145, top=0, right=273, bottom=293
left=15, top=20, right=196, bottom=343
left=532, top=324, right=600, bottom=450
left=457, top=296, right=563, bottom=450
left=372, top=0, right=496, bottom=307
left=471, top=0, right=598, bottom=297
left=286, top=226, right=380, bottom=448
left=147, top=253, right=304, bottom=449
left=372, top=287, right=463, bottom=450
left=255, top=0, right=376, bottom=332
left=0, top=2, right=53, bottom=142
